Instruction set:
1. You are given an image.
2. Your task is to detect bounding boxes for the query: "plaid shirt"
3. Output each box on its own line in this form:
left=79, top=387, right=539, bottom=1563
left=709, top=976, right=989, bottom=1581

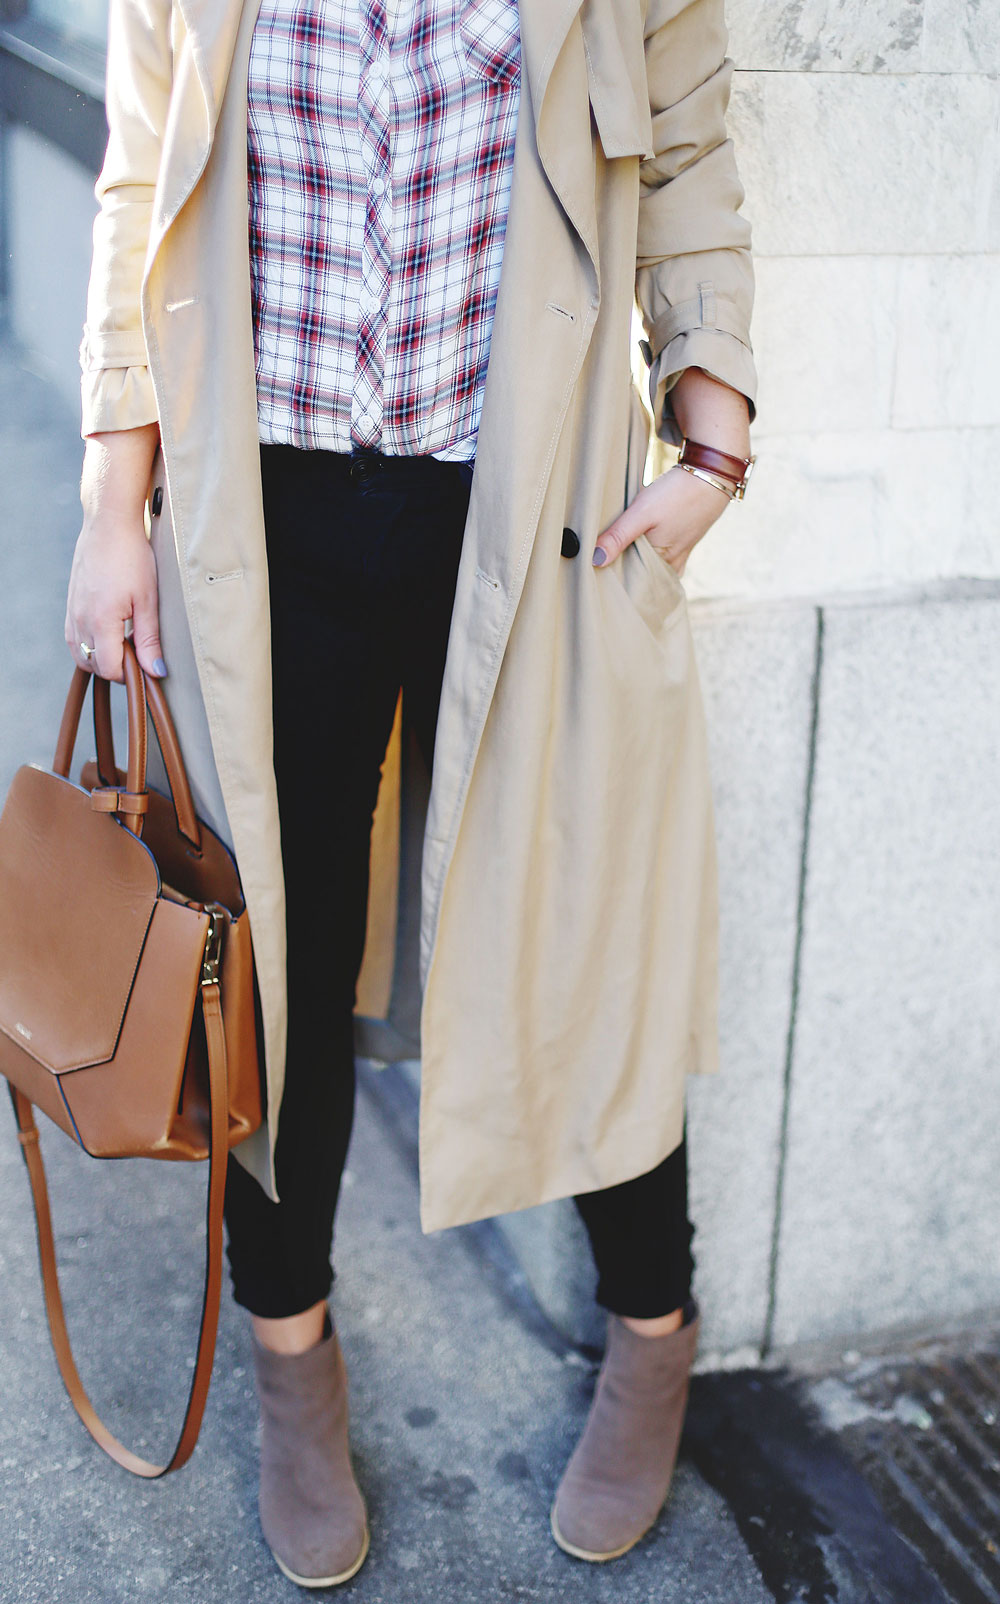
left=247, top=0, right=521, bottom=461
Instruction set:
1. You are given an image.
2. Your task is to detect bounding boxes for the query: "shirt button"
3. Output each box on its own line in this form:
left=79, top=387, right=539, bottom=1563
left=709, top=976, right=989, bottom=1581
left=371, top=177, right=386, bottom=197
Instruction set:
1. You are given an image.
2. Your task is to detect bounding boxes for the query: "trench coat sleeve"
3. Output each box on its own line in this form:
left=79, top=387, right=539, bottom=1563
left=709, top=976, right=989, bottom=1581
left=635, top=0, right=757, bottom=447
left=78, top=0, right=171, bottom=437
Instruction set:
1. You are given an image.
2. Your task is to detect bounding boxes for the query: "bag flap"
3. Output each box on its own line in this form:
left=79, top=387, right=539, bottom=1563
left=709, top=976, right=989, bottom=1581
left=0, top=765, right=160, bottom=1073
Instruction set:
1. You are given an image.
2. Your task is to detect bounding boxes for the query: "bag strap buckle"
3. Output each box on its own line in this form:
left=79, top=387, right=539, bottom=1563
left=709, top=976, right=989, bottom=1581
left=201, top=906, right=226, bottom=988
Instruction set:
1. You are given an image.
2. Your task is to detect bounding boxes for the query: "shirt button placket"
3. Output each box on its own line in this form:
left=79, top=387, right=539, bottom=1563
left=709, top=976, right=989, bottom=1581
left=353, top=0, right=392, bottom=451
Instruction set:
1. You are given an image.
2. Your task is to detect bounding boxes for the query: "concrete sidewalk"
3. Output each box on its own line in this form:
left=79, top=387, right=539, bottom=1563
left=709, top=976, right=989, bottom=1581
left=0, top=338, right=996, bottom=1604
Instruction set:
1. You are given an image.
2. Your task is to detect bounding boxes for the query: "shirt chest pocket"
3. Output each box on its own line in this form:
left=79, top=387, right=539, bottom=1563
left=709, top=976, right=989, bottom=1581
left=460, top=0, right=521, bottom=84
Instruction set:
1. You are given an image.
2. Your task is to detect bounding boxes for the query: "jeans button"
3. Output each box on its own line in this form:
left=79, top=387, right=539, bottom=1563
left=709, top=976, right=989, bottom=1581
left=350, top=449, right=378, bottom=486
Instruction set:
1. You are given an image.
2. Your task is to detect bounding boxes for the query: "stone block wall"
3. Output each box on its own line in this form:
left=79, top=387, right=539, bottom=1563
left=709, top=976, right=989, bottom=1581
left=686, top=0, right=1000, bottom=602
left=498, top=5, right=1000, bottom=1360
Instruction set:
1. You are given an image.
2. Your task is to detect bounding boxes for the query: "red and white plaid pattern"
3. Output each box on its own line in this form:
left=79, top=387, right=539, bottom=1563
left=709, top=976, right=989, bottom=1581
left=247, top=0, right=521, bottom=460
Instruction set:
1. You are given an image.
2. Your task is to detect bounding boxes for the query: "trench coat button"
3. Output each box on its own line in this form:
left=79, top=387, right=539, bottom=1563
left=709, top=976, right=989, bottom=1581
left=151, top=485, right=163, bottom=517
left=561, top=527, right=580, bottom=559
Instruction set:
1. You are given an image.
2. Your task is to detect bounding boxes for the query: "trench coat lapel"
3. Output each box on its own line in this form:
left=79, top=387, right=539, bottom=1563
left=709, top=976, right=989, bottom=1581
left=520, top=0, right=600, bottom=272
left=518, top=0, right=655, bottom=272
left=522, top=0, right=652, bottom=163
left=146, top=0, right=260, bottom=263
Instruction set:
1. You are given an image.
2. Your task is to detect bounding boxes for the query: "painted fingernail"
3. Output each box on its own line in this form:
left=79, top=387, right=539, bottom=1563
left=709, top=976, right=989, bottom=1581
left=592, top=548, right=607, bottom=567
left=153, top=657, right=168, bottom=677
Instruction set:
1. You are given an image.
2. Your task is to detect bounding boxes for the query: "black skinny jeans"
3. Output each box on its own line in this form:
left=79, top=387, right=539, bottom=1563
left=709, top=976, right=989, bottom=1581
left=223, top=443, right=696, bottom=1322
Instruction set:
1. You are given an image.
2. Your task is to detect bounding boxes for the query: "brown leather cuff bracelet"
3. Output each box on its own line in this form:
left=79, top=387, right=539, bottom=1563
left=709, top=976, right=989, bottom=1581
left=678, top=436, right=755, bottom=500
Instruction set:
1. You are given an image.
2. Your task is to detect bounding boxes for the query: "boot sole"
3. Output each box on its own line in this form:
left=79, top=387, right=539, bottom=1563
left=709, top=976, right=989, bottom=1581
left=550, top=1503, right=647, bottom=1563
left=270, top=1524, right=370, bottom=1588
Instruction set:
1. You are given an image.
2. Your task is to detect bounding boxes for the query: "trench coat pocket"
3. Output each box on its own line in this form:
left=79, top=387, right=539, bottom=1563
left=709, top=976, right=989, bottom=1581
left=619, top=377, right=686, bottom=639
left=460, top=0, right=520, bottom=83
left=621, top=530, right=688, bottom=643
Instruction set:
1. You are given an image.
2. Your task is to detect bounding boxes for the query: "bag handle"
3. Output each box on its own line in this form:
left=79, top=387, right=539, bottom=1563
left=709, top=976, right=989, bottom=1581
left=92, top=657, right=203, bottom=853
left=9, top=950, right=229, bottom=1477
left=54, top=643, right=148, bottom=835
left=55, top=641, right=202, bottom=852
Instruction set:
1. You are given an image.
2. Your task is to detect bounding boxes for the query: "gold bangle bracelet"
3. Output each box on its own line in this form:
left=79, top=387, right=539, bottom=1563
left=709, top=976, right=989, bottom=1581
left=676, top=462, right=737, bottom=500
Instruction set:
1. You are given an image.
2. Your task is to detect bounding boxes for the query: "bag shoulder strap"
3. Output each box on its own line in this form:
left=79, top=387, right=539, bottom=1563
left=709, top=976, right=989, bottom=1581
left=9, top=974, right=229, bottom=1478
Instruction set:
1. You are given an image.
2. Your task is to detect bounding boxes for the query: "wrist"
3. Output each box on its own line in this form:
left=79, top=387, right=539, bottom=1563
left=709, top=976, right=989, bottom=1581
left=80, top=425, right=159, bottom=523
left=671, top=367, right=751, bottom=459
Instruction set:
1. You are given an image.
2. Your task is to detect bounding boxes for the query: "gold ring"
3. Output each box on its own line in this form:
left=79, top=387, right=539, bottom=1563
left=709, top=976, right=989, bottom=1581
left=80, top=641, right=96, bottom=660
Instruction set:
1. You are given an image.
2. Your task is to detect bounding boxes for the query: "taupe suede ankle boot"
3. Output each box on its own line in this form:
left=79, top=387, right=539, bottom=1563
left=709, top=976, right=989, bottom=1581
left=251, top=1314, right=369, bottom=1588
left=551, top=1300, right=700, bottom=1562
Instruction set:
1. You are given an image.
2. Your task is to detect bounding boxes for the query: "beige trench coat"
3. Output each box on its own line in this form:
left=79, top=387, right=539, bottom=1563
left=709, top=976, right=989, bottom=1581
left=80, top=0, right=757, bottom=1232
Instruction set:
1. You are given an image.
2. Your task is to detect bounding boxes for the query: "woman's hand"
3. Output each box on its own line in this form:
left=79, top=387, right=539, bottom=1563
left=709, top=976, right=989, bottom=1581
left=592, top=462, right=730, bottom=575
left=593, top=364, right=750, bottom=574
left=66, top=423, right=165, bottom=683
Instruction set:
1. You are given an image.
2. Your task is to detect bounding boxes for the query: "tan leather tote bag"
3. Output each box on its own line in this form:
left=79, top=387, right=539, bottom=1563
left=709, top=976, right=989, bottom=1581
left=0, top=640, right=264, bottom=1476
